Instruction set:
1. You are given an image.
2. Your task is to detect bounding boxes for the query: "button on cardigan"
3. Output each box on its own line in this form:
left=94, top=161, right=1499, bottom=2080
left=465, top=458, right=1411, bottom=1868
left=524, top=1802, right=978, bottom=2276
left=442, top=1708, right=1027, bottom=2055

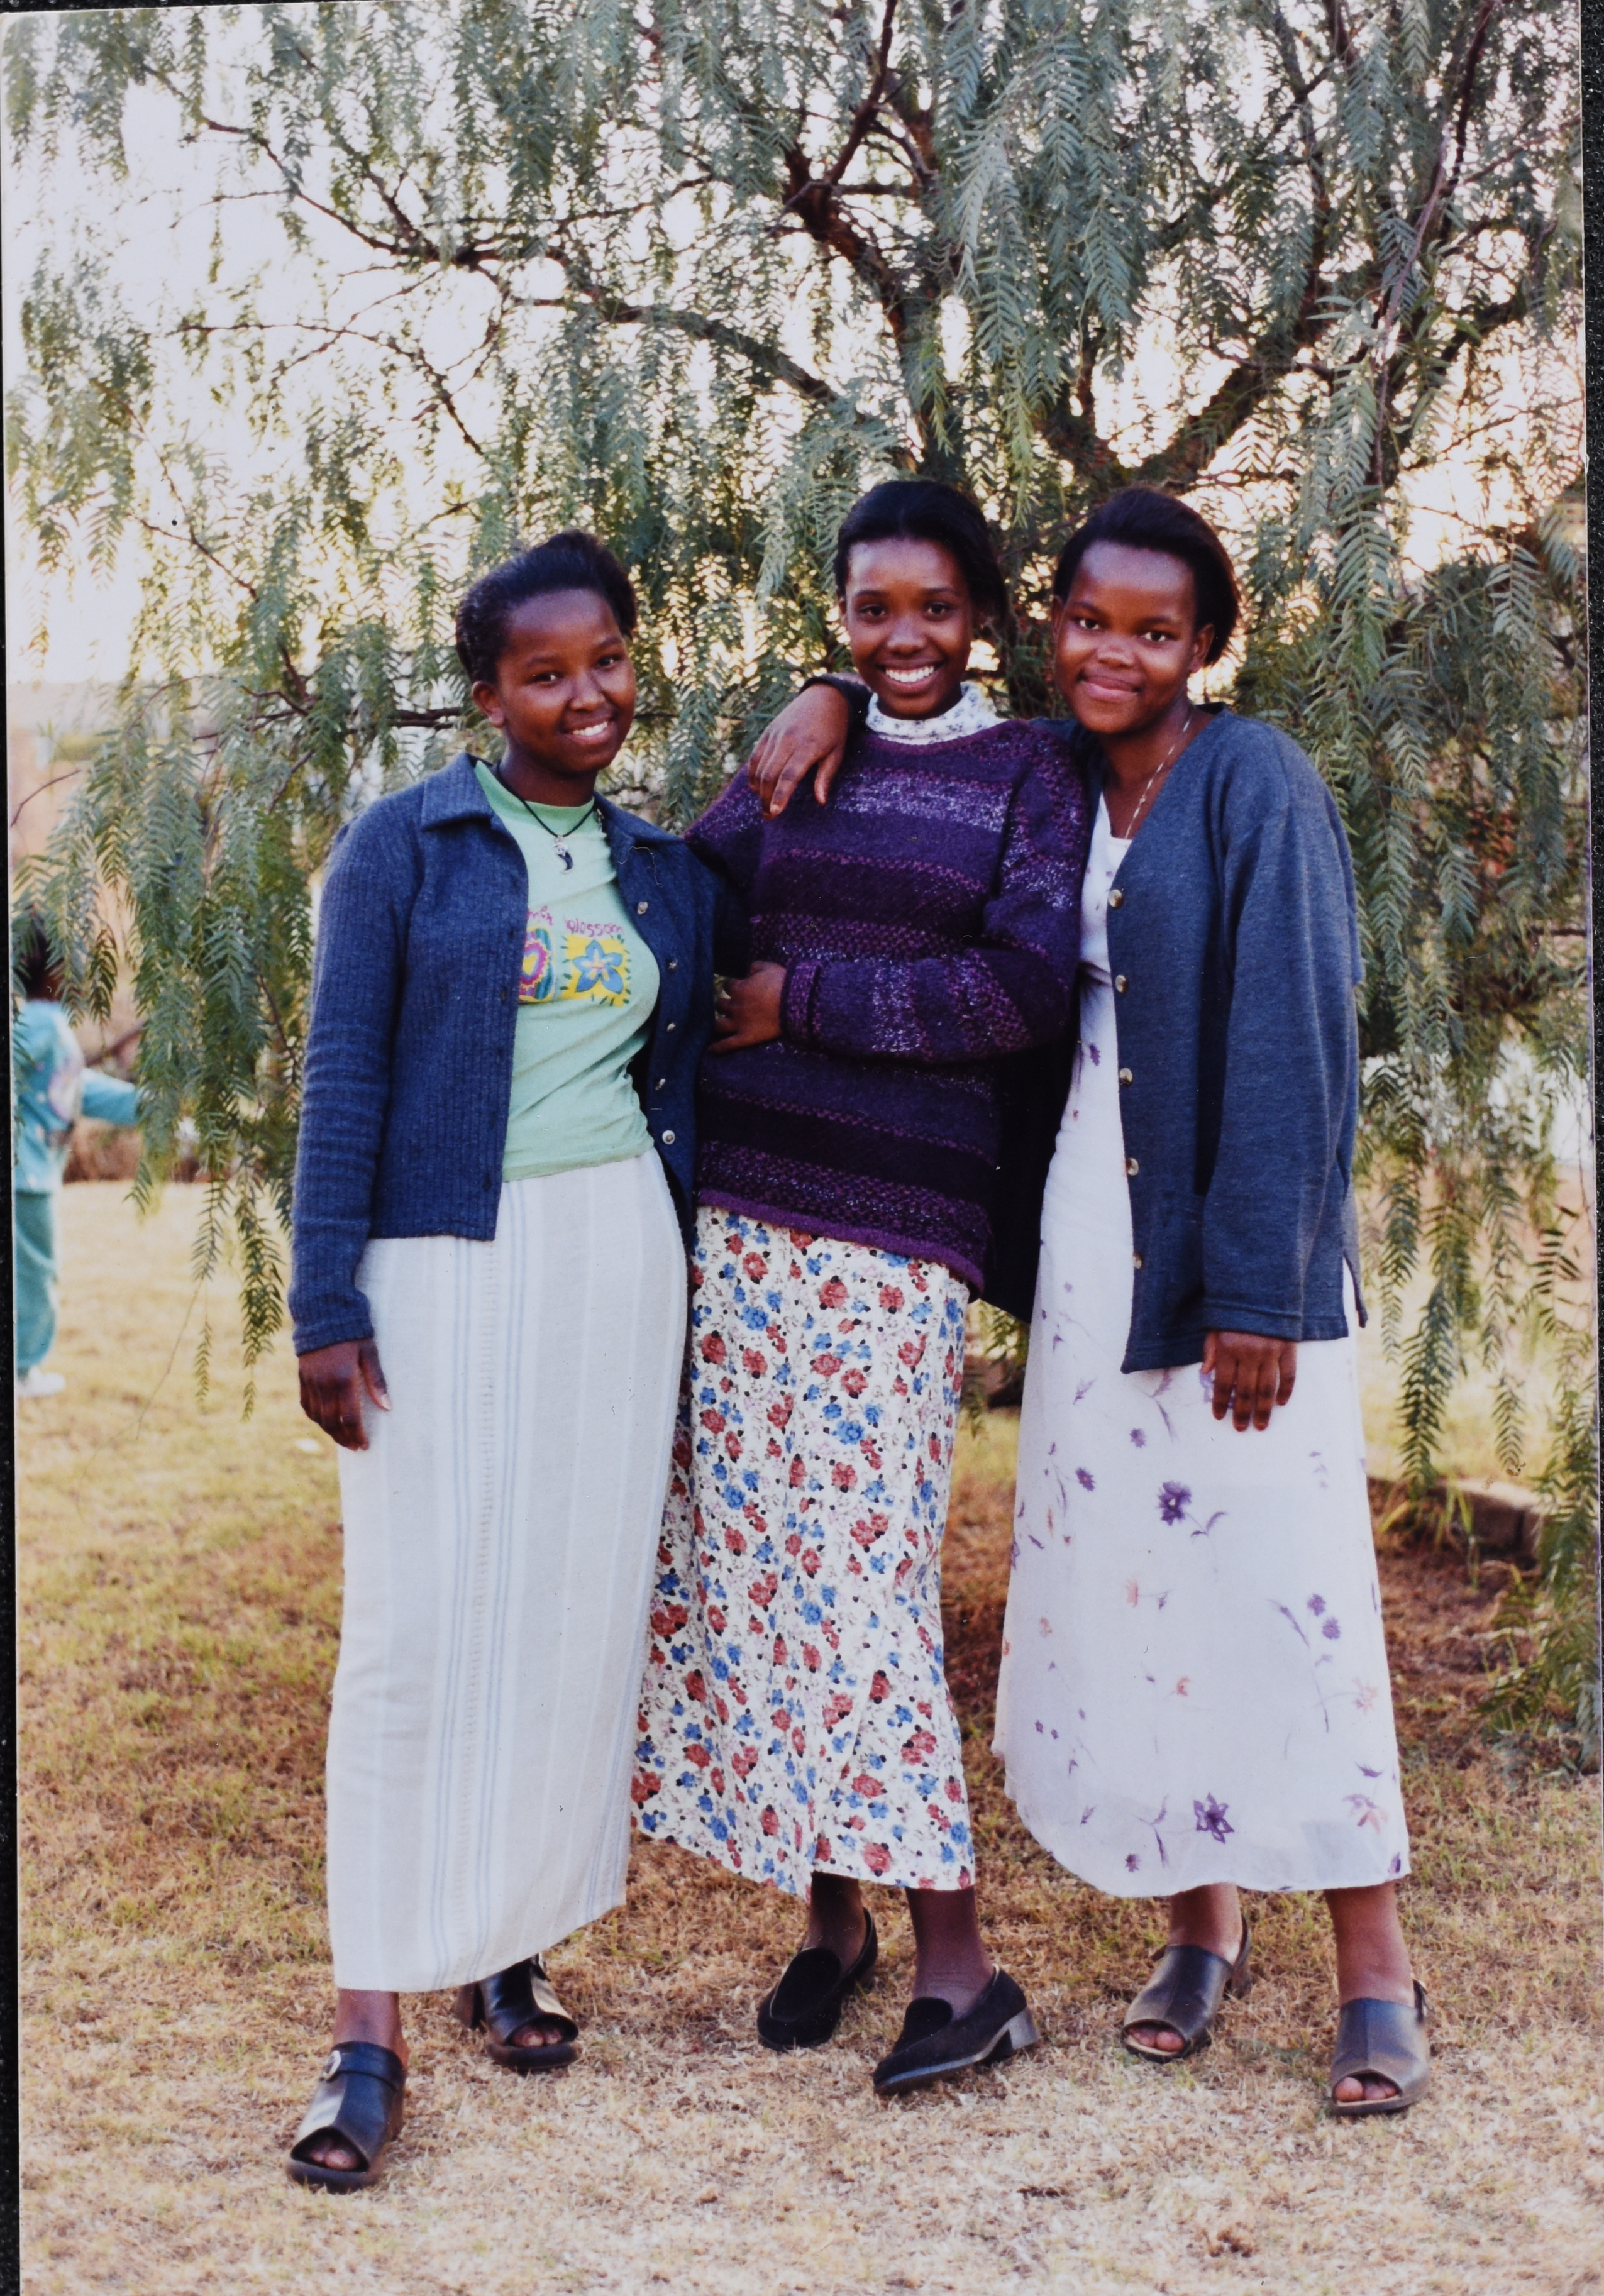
left=288, top=751, right=722, bottom=1357
left=990, top=707, right=1368, bottom=1368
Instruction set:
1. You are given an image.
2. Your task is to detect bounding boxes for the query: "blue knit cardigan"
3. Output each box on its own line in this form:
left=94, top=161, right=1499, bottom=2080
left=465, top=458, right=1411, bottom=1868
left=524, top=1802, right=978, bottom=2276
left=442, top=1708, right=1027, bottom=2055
left=814, top=683, right=1368, bottom=1365
left=288, top=752, right=721, bottom=1357
left=991, top=707, right=1368, bottom=1367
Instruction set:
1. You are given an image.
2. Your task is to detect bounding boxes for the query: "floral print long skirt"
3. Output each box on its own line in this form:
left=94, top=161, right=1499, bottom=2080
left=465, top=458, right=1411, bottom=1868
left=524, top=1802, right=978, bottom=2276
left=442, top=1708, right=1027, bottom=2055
left=633, top=1211, right=975, bottom=1896
left=993, top=803, right=1409, bottom=1899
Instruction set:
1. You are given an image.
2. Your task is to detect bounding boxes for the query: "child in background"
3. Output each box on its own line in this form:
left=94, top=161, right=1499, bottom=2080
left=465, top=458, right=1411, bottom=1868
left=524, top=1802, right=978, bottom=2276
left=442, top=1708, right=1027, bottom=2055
left=11, top=914, right=141, bottom=1398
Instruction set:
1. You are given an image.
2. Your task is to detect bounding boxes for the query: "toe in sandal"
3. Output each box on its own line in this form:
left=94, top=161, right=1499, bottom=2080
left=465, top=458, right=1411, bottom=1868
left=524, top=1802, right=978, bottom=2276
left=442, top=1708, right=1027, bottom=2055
left=871, top=1967, right=1040, bottom=2097
left=1121, top=1922, right=1253, bottom=2063
left=757, top=1912, right=879, bottom=2051
left=1328, top=1982, right=1430, bottom=2117
left=287, top=2041, right=406, bottom=2193
left=455, top=1956, right=579, bottom=2072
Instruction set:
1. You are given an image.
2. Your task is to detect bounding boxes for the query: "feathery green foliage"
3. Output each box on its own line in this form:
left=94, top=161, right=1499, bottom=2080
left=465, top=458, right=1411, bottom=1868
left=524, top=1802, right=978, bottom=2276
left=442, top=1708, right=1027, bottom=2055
left=5, top=1, right=1592, bottom=1732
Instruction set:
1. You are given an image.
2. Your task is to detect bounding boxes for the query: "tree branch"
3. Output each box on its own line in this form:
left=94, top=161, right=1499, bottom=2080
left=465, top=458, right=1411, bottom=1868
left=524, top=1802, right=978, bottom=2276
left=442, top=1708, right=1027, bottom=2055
left=778, top=145, right=912, bottom=346
left=535, top=263, right=846, bottom=409
left=822, top=0, right=900, bottom=186
left=178, top=316, right=487, bottom=455
left=1106, top=4, right=1339, bottom=494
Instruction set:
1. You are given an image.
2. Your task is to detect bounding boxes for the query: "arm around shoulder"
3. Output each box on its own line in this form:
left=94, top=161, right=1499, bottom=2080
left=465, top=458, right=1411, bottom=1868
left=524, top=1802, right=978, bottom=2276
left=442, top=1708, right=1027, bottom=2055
left=782, top=751, right=1083, bottom=1066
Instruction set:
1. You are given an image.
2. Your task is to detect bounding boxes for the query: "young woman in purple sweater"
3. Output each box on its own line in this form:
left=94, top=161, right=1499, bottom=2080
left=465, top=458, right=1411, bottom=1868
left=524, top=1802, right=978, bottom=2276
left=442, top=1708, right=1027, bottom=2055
left=633, top=482, right=1090, bottom=2095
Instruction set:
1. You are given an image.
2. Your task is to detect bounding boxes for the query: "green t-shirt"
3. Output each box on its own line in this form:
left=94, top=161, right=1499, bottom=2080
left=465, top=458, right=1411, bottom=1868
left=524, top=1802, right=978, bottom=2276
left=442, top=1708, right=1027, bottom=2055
left=476, top=762, right=659, bottom=1183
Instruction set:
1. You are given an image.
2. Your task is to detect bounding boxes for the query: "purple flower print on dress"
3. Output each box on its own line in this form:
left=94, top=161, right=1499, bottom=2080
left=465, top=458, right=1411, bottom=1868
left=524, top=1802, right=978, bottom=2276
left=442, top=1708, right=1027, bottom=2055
left=1135, top=1799, right=1170, bottom=1868
left=1157, top=1481, right=1225, bottom=1537
left=1308, top=1593, right=1341, bottom=1639
left=1194, top=1794, right=1234, bottom=1843
left=1076, top=1467, right=1095, bottom=1490
left=1273, top=1598, right=1340, bottom=1731
left=1142, top=1368, right=1180, bottom=1439
left=1129, top=1427, right=1146, bottom=1447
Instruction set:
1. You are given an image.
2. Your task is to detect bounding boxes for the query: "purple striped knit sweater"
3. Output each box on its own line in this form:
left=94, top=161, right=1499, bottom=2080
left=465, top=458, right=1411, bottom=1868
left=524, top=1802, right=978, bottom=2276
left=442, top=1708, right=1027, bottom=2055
left=687, top=718, right=1092, bottom=1291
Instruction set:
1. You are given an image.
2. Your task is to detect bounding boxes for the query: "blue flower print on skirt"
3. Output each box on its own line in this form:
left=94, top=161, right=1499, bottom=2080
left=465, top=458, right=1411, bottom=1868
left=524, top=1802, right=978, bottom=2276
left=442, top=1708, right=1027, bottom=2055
left=633, top=1211, right=973, bottom=1896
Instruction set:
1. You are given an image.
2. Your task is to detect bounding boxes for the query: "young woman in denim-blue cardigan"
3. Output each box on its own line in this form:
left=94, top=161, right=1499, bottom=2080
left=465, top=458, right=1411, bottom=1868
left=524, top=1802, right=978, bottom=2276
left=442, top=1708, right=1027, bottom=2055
left=750, top=488, right=1430, bottom=2121
left=285, top=533, right=722, bottom=2190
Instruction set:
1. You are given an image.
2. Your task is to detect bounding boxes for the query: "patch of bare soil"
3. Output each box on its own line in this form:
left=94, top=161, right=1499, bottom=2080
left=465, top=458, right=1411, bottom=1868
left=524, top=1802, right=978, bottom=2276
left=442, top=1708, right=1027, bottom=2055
left=18, top=1190, right=1603, bottom=2294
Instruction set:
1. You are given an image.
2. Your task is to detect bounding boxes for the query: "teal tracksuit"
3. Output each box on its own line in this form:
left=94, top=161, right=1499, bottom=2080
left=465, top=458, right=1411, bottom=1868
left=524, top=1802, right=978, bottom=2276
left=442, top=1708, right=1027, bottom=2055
left=12, top=1000, right=140, bottom=1374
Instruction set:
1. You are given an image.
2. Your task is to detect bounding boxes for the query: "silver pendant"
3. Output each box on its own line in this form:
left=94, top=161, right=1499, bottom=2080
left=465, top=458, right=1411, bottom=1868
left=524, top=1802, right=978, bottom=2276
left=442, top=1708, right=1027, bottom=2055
left=555, top=842, right=573, bottom=869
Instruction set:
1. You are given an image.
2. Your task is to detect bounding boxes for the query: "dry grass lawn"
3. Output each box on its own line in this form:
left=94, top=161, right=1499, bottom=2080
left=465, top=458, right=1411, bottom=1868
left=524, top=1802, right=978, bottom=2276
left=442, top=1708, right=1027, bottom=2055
left=18, top=1184, right=1604, bottom=2294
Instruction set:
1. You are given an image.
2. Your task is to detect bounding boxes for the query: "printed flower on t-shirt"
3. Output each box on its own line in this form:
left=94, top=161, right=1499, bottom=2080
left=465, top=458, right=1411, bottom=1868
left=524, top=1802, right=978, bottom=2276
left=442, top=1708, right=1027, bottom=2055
left=519, top=910, right=633, bottom=1007
left=563, top=927, right=630, bottom=1003
left=519, top=910, right=556, bottom=1003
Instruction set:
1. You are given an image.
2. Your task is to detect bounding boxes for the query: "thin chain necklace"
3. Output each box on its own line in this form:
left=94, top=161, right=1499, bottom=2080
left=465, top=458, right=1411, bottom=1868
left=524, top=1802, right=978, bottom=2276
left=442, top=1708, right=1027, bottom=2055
left=1120, top=704, right=1198, bottom=838
left=494, top=763, right=597, bottom=871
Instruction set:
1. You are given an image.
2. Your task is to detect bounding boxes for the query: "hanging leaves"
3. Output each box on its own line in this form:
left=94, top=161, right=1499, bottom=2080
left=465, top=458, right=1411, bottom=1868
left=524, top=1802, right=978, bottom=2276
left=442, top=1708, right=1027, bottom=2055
left=6, top=0, right=1590, bottom=1735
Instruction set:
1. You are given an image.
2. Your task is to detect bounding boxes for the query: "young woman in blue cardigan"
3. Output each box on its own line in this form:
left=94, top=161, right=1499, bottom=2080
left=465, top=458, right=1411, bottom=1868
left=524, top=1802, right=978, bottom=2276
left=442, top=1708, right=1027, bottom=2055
left=285, top=532, right=721, bottom=2189
left=749, top=488, right=1429, bottom=2118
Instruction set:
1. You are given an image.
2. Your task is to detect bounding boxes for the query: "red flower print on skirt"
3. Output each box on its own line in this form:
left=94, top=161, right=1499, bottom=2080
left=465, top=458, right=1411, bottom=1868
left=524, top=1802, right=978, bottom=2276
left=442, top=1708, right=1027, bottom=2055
left=633, top=1213, right=973, bottom=1896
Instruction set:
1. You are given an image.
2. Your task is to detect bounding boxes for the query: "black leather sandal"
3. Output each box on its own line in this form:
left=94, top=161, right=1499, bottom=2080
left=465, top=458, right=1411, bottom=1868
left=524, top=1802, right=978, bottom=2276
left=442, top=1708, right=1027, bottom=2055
left=454, top=1956, right=579, bottom=2072
left=871, top=1967, right=1040, bottom=2097
left=757, top=1911, right=878, bottom=2051
left=1121, top=1921, right=1253, bottom=2063
left=287, top=2041, right=406, bottom=2193
left=1329, top=1982, right=1431, bottom=2117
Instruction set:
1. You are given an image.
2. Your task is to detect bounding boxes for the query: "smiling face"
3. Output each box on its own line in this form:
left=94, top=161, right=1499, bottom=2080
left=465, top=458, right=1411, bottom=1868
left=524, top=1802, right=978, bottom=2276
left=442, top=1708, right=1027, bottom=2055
left=839, top=536, right=976, bottom=719
left=471, top=587, right=637, bottom=799
left=1050, top=541, right=1213, bottom=738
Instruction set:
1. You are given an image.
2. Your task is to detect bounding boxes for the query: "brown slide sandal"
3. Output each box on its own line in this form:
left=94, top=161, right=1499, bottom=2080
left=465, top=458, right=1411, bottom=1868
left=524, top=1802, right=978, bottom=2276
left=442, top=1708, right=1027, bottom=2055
left=287, top=2041, right=406, bottom=2192
left=1328, top=1982, right=1431, bottom=2117
left=455, top=1955, right=580, bottom=2072
left=1121, top=1923, right=1253, bottom=2062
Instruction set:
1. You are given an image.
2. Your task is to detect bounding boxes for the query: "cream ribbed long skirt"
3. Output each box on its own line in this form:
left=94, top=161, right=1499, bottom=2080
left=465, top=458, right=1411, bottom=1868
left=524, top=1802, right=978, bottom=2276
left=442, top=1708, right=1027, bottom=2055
left=326, top=1152, right=686, bottom=1993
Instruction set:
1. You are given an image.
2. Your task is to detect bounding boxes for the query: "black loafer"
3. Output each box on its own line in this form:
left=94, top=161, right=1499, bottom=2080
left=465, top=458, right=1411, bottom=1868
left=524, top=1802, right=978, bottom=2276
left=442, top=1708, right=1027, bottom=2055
left=287, top=2041, right=406, bottom=2193
left=872, top=1967, right=1040, bottom=2097
left=757, top=1911, right=878, bottom=2051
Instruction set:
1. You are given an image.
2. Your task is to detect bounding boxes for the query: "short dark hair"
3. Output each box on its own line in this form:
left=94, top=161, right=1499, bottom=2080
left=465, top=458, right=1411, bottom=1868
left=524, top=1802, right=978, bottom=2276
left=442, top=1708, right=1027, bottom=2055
left=1051, top=488, right=1241, bottom=664
left=832, top=479, right=1009, bottom=630
left=455, top=529, right=638, bottom=686
left=12, top=910, right=62, bottom=1002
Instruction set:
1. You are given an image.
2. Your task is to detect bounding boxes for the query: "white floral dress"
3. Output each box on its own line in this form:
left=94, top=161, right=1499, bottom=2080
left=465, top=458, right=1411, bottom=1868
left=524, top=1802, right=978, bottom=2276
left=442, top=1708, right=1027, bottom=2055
left=994, top=801, right=1410, bottom=1897
left=634, top=1214, right=974, bottom=1894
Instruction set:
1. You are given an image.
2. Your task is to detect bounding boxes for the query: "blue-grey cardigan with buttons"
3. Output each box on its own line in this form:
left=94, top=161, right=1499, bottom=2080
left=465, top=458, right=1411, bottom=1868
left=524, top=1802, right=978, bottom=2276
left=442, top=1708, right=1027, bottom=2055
left=987, top=707, right=1366, bottom=1370
left=288, top=751, right=721, bottom=1357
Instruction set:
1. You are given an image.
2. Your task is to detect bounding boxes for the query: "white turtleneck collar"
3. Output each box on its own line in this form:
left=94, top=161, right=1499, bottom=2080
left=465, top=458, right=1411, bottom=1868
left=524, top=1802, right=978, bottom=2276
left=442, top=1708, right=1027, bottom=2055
left=864, top=680, right=999, bottom=744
